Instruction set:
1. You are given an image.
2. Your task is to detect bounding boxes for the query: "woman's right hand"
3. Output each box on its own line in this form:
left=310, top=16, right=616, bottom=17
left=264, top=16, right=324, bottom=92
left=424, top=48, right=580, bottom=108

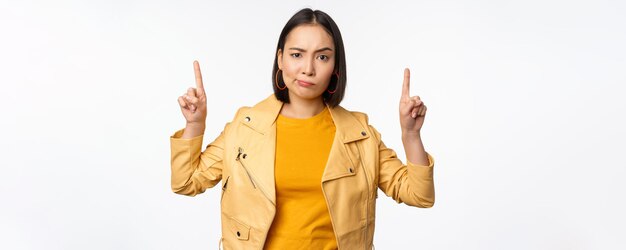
left=178, top=60, right=207, bottom=125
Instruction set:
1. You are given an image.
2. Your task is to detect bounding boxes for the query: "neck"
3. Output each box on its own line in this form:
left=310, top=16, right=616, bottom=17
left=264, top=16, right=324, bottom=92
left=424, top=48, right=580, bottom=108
left=280, top=95, right=326, bottom=119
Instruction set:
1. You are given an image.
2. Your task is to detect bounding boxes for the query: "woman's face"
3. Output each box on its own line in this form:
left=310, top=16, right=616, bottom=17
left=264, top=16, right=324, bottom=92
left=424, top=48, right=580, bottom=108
left=277, top=24, right=336, bottom=102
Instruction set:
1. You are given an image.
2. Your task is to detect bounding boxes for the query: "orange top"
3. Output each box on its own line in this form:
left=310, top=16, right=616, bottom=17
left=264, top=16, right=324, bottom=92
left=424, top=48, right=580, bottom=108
left=263, top=106, right=338, bottom=250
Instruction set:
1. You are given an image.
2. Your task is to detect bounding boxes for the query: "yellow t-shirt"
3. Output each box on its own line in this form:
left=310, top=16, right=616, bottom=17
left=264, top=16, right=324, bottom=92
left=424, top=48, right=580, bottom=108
left=263, top=106, right=338, bottom=250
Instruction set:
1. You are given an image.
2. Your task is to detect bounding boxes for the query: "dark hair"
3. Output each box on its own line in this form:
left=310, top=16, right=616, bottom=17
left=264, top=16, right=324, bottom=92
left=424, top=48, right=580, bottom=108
left=272, top=8, right=347, bottom=107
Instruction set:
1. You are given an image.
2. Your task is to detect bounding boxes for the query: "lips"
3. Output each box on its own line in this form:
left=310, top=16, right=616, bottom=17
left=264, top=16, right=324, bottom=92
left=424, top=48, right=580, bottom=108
left=297, top=80, right=314, bottom=87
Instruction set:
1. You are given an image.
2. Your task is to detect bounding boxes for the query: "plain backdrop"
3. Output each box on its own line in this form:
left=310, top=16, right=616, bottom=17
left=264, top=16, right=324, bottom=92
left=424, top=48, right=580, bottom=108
left=1, top=0, right=625, bottom=249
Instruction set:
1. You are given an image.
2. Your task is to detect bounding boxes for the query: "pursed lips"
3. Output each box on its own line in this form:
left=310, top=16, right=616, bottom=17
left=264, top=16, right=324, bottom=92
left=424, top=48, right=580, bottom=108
left=297, top=80, right=314, bottom=86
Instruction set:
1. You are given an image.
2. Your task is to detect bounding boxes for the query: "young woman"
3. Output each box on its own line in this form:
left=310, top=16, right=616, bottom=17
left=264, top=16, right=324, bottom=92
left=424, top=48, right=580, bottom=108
left=170, top=8, right=435, bottom=250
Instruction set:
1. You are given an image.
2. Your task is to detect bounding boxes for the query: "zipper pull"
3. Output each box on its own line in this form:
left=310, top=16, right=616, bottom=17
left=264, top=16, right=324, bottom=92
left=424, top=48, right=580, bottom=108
left=236, top=147, right=243, bottom=160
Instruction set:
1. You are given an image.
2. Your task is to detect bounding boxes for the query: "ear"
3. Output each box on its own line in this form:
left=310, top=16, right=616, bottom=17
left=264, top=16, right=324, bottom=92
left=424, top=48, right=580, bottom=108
left=276, top=49, right=283, bottom=69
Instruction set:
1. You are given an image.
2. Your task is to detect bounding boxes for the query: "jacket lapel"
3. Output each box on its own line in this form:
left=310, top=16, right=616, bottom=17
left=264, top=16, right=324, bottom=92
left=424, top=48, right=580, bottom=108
left=321, top=103, right=370, bottom=182
left=237, top=95, right=281, bottom=205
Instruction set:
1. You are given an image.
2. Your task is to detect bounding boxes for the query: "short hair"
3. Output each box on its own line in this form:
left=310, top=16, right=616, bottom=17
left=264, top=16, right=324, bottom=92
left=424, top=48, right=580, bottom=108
left=272, top=8, right=347, bottom=108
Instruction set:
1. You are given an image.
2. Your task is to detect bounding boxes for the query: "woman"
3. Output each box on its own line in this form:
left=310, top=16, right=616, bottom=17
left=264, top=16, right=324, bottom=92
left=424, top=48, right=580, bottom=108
left=170, top=8, right=435, bottom=249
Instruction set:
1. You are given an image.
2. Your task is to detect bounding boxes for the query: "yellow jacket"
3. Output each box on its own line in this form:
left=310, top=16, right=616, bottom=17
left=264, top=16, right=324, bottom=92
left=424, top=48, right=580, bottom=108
left=170, top=94, right=435, bottom=249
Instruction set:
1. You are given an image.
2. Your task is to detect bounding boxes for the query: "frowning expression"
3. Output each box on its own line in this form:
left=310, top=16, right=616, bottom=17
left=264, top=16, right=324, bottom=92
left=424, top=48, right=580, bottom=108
left=277, top=24, right=336, bottom=102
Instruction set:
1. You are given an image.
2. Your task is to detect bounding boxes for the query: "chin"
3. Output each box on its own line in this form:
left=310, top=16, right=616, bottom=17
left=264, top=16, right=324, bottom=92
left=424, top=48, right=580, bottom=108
left=289, top=89, right=324, bottom=101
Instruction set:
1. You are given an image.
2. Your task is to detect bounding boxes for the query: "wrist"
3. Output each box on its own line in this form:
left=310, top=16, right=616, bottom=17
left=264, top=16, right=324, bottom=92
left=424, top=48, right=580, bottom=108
left=401, top=130, right=421, bottom=140
left=184, top=122, right=206, bottom=136
left=186, top=122, right=206, bottom=129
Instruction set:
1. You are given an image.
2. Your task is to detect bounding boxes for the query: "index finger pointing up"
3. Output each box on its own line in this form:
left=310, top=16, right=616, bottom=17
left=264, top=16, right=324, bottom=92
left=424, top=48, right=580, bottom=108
left=193, top=60, right=205, bottom=95
left=401, top=68, right=411, bottom=100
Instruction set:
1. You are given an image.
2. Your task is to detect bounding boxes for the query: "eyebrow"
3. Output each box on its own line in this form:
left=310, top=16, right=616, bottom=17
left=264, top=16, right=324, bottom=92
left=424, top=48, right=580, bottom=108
left=288, top=47, right=334, bottom=53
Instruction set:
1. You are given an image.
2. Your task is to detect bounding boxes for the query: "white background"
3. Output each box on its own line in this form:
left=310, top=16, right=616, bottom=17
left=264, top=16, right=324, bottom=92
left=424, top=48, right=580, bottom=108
left=1, top=0, right=625, bottom=249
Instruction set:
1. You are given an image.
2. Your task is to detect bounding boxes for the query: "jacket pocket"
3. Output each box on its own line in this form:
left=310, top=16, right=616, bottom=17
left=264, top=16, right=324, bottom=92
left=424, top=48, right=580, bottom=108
left=228, top=216, right=250, bottom=241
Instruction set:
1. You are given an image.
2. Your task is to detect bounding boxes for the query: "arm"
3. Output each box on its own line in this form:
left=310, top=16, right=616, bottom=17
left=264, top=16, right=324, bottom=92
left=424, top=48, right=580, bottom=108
left=170, top=125, right=226, bottom=196
left=170, top=60, right=226, bottom=196
left=373, top=125, right=435, bottom=208
left=402, top=132, right=429, bottom=166
left=375, top=67, right=435, bottom=207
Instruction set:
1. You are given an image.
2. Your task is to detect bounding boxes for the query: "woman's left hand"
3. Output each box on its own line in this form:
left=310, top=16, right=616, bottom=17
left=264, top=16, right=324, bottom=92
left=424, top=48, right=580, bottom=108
left=399, top=68, right=427, bottom=135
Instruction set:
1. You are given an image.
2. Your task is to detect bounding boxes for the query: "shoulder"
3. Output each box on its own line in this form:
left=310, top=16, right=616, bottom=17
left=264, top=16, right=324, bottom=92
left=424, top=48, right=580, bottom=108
left=334, top=104, right=370, bottom=125
left=337, top=106, right=384, bottom=141
left=346, top=109, right=370, bottom=125
left=233, top=106, right=252, bottom=119
left=224, top=94, right=283, bottom=134
left=228, top=94, right=276, bottom=121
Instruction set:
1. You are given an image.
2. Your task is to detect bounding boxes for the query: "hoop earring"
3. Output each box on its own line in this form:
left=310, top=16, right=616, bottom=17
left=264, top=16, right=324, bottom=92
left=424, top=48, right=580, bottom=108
left=327, top=72, right=339, bottom=94
left=275, top=69, right=287, bottom=90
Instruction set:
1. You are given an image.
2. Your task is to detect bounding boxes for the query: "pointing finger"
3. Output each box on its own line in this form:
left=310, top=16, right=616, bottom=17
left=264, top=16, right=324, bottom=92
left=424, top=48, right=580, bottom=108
left=401, top=68, right=410, bottom=100
left=194, top=60, right=205, bottom=96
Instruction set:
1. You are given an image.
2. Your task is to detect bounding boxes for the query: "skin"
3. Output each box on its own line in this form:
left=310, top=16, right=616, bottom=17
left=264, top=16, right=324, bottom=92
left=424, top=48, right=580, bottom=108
left=177, top=24, right=429, bottom=166
left=399, top=68, right=429, bottom=166
left=178, top=60, right=206, bottom=139
left=275, top=24, right=336, bottom=119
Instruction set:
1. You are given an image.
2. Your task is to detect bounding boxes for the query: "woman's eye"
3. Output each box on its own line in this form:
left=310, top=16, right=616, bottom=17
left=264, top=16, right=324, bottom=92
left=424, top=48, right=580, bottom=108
left=290, top=53, right=301, bottom=58
left=318, top=55, right=328, bottom=61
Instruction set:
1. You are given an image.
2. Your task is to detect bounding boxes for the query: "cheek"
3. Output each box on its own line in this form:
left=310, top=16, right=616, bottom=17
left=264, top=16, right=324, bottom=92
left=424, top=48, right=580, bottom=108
left=281, top=62, right=299, bottom=79
left=320, top=67, right=335, bottom=83
left=322, top=61, right=336, bottom=78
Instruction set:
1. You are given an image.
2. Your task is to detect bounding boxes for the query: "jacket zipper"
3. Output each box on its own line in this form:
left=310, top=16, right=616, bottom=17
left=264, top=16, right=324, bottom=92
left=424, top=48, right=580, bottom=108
left=221, top=176, right=230, bottom=202
left=356, top=142, right=372, bottom=249
left=236, top=147, right=275, bottom=206
left=236, top=147, right=257, bottom=189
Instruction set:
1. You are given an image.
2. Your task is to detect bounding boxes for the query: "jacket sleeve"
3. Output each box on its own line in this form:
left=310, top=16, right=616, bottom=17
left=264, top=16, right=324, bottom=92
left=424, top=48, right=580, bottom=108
left=371, top=125, right=435, bottom=208
left=169, top=125, right=227, bottom=196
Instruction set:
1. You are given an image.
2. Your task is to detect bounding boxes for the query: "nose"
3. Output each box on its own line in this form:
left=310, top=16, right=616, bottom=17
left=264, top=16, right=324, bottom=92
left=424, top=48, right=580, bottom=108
left=301, top=58, right=314, bottom=76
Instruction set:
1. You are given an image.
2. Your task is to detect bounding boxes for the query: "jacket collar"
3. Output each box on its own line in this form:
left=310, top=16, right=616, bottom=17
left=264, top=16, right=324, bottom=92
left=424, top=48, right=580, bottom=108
left=242, top=94, right=369, bottom=143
